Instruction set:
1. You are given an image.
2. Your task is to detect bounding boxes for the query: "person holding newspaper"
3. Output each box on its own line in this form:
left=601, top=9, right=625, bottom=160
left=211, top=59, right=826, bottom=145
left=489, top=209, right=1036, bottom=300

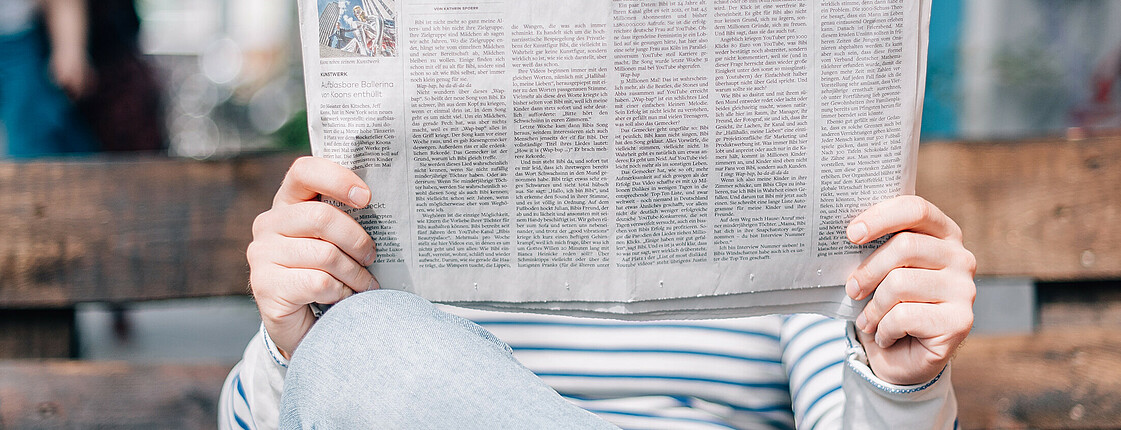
left=219, top=156, right=974, bottom=429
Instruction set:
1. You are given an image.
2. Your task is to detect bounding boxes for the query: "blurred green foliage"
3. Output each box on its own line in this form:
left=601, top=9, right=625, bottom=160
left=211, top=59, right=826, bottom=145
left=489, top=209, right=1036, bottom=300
left=272, top=110, right=311, bottom=152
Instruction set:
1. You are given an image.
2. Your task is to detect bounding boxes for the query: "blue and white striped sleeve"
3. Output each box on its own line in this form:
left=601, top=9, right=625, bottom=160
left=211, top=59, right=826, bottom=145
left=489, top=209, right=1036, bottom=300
left=781, top=314, right=960, bottom=429
left=779, top=314, right=847, bottom=430
left=219, top=323, right=290, bottom=430
left=840, top=322, right=959, bottom=429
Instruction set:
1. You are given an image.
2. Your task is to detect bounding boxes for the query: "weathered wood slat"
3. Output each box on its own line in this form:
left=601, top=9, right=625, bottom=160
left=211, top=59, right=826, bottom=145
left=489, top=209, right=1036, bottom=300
left=0, top=309, right=73, bottom=358
left=0, top=153, right=298, bottom=307
left=4, top=331, right=1118, bottom=430
left=0, top=360, right=229, bottom=429
left=917, top=136, right=1121, bottom=280
left=953, top=329, right=1121, bottom=429
left=0, top=136, right=1116, bottom=305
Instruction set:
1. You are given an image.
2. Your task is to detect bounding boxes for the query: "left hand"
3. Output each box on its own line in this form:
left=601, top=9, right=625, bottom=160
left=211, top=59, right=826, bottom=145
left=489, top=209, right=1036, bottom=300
left=845, top=195, right=976, bottom=386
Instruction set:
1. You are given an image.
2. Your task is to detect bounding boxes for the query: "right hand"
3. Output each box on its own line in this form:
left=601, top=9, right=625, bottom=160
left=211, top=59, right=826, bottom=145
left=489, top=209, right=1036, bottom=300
left=247, top=156, right=380, bottom=358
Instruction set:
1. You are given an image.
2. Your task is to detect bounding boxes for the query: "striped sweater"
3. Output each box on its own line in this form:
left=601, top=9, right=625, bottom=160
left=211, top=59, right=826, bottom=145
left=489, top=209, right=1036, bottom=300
left=219, top=309, right=957, bottom=429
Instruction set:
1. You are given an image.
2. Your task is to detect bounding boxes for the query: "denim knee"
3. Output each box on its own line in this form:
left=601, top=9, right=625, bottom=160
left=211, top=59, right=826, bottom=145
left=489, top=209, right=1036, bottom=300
left=279, top=290, right=516, bottom=425
left=278, top=290, right=618, bottom=429
left=297, top=289, right=512, bottom=360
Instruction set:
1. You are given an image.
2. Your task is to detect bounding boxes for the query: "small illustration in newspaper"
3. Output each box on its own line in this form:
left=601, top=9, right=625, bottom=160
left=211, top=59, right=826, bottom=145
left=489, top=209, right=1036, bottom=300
left=317, top=0, right=398, bottom=59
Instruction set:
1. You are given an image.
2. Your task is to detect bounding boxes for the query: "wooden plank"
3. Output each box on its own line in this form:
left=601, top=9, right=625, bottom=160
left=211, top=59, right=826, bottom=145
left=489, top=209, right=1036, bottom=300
left=0, top=136, right=1116, bottom=305
left=0, top=360, right=230, bottom=429
left=0, top=309, right=73, bottom=358
left=917, top=136, right=1121, bottom=280
left=1038, top=280, right=1121, bottom=330
left=953, top=329, right=1121, bottom=429
left=0, top=153, right=298, bottom=307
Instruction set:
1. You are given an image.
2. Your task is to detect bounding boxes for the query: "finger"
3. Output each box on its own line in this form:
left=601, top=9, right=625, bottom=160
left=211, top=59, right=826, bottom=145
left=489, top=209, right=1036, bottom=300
left=846, top=232, right=958, bottom=300
left=847, top=195, right=962, bottom=245
left=251, top=266, right=358, bottom=320
left=289, top=268, right=363, bottom=304
left=254, top=201, right=377, bottom=266
left=275, top=156, right=371, bottom=209
left=873, top=302, right=971, bottom=351
left=855, top=268, right=956, bottom=334
left=265, top=237, right=379, bottom=293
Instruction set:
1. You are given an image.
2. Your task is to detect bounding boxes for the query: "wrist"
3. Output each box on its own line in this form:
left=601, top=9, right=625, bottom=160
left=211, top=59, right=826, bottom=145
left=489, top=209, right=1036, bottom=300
left=848, top=322, right=943, bottom=386
left=260, top=323, right=292, bottom=369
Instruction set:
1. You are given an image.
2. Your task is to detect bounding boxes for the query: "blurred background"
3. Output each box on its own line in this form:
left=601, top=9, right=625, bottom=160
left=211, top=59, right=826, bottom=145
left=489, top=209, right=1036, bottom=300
left=922, top=0, right=1121, bottom=139
left=0, top=0, right=1119, bottom=428
left=1, top=0, right=1119, bottom=159
left=2, top=0, right=1121, bottom=159
left=0, top=0, right=309, bottom=160
left=53, top=0, right=1121, bottom=361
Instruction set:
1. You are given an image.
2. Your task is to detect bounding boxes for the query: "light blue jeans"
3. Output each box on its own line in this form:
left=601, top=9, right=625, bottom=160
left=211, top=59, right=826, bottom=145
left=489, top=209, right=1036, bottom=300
left=279, top=290, right=620, bottom=429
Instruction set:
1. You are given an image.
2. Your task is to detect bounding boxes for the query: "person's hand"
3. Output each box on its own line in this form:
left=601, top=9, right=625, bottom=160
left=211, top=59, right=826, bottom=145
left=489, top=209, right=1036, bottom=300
left=844, top=195, right=975, bottom=385
left=247, top=157, right=380, bottom=359
left=41, top=0, right=93, bottom=99
left=49, top=48, right=93, bottom=99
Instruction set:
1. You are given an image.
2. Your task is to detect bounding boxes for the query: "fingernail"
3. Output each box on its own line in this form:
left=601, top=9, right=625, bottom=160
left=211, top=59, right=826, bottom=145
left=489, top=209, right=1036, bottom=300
left=847, top=222, right=868, bottom=243
left=845, top=278, right=859, bottom=299
left=367, top=277, right=380, bottom=291
left=362, top=249, right=376, bottom=266
left=349, top=186, right=370, bottom=207
left=855, top=313, right=869, bottom=333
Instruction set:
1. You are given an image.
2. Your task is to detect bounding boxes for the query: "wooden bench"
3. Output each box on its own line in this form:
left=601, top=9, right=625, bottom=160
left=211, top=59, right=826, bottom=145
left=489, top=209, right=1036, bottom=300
left=0, top=153, right=295, bottom=429
left=918, top=136, right=1121, bottom=429
left=1, top=136, right=1119, bottom=429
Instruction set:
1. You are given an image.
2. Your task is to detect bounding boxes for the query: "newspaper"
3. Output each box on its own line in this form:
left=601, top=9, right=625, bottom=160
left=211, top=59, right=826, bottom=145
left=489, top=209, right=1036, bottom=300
left=295, top=0, right=931, bottom=320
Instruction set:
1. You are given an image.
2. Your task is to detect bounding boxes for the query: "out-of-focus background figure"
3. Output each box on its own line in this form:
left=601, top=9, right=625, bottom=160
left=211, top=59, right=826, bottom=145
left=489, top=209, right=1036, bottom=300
left=0, top=0, right=98, bottom=158
left=77, top=0, right=165, bottom=152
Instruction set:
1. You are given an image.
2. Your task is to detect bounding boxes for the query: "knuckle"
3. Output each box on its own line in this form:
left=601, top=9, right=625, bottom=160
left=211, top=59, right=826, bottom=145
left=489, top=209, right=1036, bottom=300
left=252, top=211, right=273, bottom=238
left=912, top=198, right=932, bottom=223
left=961, top=312, right=976, bottom=335
left=249, top=273, right=281, bottom=302
left=246, top=241, right=264, bottom=263
left=949, top=222, right=964, bottom=241
left=959, top=308, right=975, bottom=332
left=319, top=247, right=343, bottom=269
left=880, top=268, right=905, bottom=291
left=894, top=231, right=920, bottom=252
left=284, top=157, right=317, bottom=189
left=960, top=249, right=978, bottom=274
left=903, top=194, right=926, bottom=204
left=892, top=303, right=915, bottom=325
left=291, top=156, right=316, bottom=174
left=352, top=234, right=374, bottom=256
left=962, top=279, right=978, bottom=305
left=248, top=273, right=266, bottom=295
left=304, top=241, right=338, bottom=269
left=348, top=260, right=371, bottom=280
left=301, top=270, right=335, bottom=294
left=901, top=194, right=926, bottom=209
left=305, top=203, right=336, bottom=231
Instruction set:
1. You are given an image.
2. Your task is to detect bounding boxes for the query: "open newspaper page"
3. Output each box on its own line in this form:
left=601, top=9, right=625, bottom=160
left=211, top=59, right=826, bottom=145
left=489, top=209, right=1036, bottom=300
left=295, top=0, right=930, bottom=319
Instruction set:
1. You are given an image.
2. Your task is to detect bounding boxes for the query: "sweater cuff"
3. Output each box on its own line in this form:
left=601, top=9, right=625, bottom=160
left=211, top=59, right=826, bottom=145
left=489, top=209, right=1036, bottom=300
left=261, top=323, right=291, bottom=370
left=844, top=322, right=947, bottom=396
left=841, top=322, right=958, bottom=429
